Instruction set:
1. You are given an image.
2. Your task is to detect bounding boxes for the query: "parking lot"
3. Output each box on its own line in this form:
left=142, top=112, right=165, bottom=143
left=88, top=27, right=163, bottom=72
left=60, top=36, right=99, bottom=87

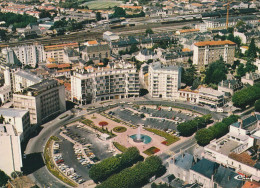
left=111, top=106, right=196, bottom=132
left=55, top=124, right=114, bottom=184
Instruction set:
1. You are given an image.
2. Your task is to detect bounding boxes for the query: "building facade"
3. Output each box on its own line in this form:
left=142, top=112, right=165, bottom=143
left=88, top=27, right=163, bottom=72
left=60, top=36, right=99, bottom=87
left=0, top=124, right=23, bottom=176
left=148, top=62, right=181, bottom=100
left=13, top=79, right=66, bottom=125
left=71, top=66, right=140, bottom=104
left=193, top=40, right=236, bottom=67
left=4, top=44, right=45, bottom=68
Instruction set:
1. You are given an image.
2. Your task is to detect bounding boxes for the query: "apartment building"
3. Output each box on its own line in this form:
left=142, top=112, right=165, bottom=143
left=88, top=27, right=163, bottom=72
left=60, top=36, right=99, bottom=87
left=193, top=40, right=236, bottom=67
left=198, top=87, right=224, bottom=108
left=13, top=79, right=66, bottom=125
left=71, top=64, right=140, bottom=104
left=0, top=108, right=30, bottom=141
left=0, top=85, right=12, bottom=105
left=148, top=62, right=181, bottom=100
left=0, top=124, right=23, bottom=176
left=44, top=43, right=79, bottom=63
left=13, top=70, right=42, bottom=92
left=4, top=44, right=45, bottom=68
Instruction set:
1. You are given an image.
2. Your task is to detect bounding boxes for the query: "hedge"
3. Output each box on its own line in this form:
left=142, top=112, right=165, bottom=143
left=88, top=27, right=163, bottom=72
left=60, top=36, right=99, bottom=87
left=89, top=147, right=143, bottom=183
left=96, top=156, right=165, bottom=188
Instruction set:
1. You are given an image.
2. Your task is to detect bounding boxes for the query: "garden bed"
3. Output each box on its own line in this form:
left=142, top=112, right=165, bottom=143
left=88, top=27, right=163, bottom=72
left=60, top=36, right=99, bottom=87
left=143, top=146, right=160, bottom=156
left=144, top=128, right=180, bottom=146
left=113, top=126, right=127, bottom=133
left=113, top=142, right=128, bottom=152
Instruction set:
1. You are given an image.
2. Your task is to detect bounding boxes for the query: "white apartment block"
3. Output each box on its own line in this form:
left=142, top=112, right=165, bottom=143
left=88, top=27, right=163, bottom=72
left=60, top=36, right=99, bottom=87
left=71, top=65, right=140, bottom=104
left=0, top=85, right=12, bottom=105
left=0, top=124, right=23, bottom=176
left=0, top=108, right=30, bottom=142
left=148, top=62, right=181, bottom=100
left=4, top=44, right=45, bottom=68
left=13, top=79, right=66, bottom=125
left=13, top=70, right=42, bottom=92
left=193, top=40, right=236, bottom=67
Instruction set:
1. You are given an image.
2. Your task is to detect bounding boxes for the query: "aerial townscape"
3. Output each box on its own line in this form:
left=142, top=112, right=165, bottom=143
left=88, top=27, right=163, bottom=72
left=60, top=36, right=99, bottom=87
left=0, top=0, right=260, bottom=187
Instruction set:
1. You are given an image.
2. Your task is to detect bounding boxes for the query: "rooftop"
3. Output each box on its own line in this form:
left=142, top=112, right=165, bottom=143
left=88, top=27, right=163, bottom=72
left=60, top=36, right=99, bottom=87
left=151, top=62, right=180, bottom=71
left=44, top=43, right=78, bottom=51
left=194, top=40, right=236, bottom=47
left=15, top=70, right=42, bottom=83
left=191, top=158, right=219, bottom=179
left=231, top=113, right=260, bottom=130
left=174, top=153, right=194, bottom=170
left=0, top=108, right=28, bottom=118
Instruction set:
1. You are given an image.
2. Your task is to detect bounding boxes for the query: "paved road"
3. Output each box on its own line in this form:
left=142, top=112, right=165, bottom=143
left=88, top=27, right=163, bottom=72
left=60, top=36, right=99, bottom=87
left=25, top=112, right=84, bottom=188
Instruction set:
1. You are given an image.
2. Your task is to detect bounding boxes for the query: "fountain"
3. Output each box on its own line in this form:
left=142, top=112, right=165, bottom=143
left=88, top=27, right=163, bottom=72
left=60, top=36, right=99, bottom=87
left=130, top=126, right=152, bottom=144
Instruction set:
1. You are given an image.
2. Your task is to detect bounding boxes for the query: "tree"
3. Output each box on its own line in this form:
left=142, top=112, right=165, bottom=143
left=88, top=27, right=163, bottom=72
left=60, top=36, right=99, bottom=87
left=145, top=28, right=154, bottom=35
left=255, top=99, right=260, bottom=113
left=245, top=60, right=257, bottom=73
left=234, top=36, right=241, bottom=47
left=129, top=44, right=139, bottom=54
left=181, top=65, right=197, bottom=86
left=236, top=64, right=246, bottom=78
left=192, top=78, right=201, bottom=90
left=112, top=7, right=126, bottom=18
left=96, top=12, right=102, bottom=21
left=39, top=10, right=51, bottom=18
left=236, top=20, right=245, bottom=28
left=227, top=33, right=235, bottom=42
left=247, top=39, right=257, bottom=59
left=195, top=128, right=214, bottom=146
left=0, top=30, right=7, bottom=41
left=205, top=57, right=227, bottom=85
left=0, top=169, right=10, bottom=187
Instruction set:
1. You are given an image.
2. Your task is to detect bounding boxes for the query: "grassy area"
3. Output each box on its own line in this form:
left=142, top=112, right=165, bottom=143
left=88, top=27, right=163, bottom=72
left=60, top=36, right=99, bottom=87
left=81, top=118, right=116, bottom=138
left=144, top=128, right=180, bottom=146
left=113, top=126, right=127, bottom=133
left=44, top=137, right=77, bottom=187
left=143, top=146, right=160, bottom=156
left=84, top=1, right=122, bottom=10
left=113, top=142, right=128, bottom=152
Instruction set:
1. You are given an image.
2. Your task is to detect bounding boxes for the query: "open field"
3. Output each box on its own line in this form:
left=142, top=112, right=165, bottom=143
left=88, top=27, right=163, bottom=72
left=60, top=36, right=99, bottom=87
left=84, top=1, right=122, bottom=9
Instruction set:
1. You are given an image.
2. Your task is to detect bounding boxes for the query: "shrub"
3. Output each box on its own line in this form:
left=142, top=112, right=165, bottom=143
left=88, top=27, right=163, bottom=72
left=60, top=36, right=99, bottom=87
left=113, top=126, right=127, bottom=133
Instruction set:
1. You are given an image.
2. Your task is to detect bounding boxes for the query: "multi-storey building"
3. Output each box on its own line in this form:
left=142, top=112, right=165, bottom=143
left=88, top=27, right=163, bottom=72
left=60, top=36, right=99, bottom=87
left=13, top=79, right=66, bottom=125
left=0, top=108, right=30, bottom=142
left=148, top=62, right=181, bottom=100
left=13, top=70, right=42, bottom=92
left=193, top=40, right=236, bottom=67
left=0, top=124, right=23, bottom=176
left=44, top=43, right=79, bottom=64
left=4, top=44, right=45, bottom=68
left=198, top=87, right=224, bottom=108
left=71, top=64, right=140, bottom=104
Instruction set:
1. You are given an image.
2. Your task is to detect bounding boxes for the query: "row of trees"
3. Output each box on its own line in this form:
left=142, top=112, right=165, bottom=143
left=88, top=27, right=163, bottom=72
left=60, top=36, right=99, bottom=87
left=96, top=156, right=165, bottom=188
left=111, top=7, right=145, bottom=18
left=89, top=147, right=143, bottom=183
left=232, top=83, right=260, bottom=109
left=0, top=169, right=9, bottom=187
left=195, top=115, right=239, bottom=146
left=0, top=12, right=37, bottom=29
left=177, top=114, right=212, bottom=137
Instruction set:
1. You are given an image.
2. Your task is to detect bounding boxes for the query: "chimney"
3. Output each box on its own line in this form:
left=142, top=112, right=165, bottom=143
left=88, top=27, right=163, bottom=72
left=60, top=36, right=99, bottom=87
left=238, top=119, right=243, bottom=128
left=251, top=112, right=255, bottom=117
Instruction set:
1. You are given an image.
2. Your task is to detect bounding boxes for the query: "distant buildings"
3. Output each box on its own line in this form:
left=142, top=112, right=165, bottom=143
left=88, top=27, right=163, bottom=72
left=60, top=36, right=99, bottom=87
left=193, top=40, right=236, bottom=67
left=13, top=79, right=66, bottom=125
left=198, top=87, right=224, bottom=108
left=103, top=31, right=119, bottom=42
left=241, top=72, right=260, bottom=86
left=218, top=79, right=243, bottom=96
left=71, top=62, right=140, bottom=104
left=148, top=62, right=181, bottom=100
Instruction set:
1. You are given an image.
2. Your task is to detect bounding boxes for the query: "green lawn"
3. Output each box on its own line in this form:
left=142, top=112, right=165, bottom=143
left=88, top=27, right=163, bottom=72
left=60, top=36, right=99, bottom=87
left=144, top=128, right=180, bottom=146
left=84, top=1, right=122, bottom=10
left=113, top=142, right=128, bottom=152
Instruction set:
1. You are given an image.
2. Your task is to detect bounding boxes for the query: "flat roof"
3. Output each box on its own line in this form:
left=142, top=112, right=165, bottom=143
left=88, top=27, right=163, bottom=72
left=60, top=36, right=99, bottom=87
left=0, top=108, right=28, bottom=117
left=15, top=70, right=42, bottom=83
left=194, top=40, right=236, bottom=47
left=206, top=137, right=241, bottom=156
